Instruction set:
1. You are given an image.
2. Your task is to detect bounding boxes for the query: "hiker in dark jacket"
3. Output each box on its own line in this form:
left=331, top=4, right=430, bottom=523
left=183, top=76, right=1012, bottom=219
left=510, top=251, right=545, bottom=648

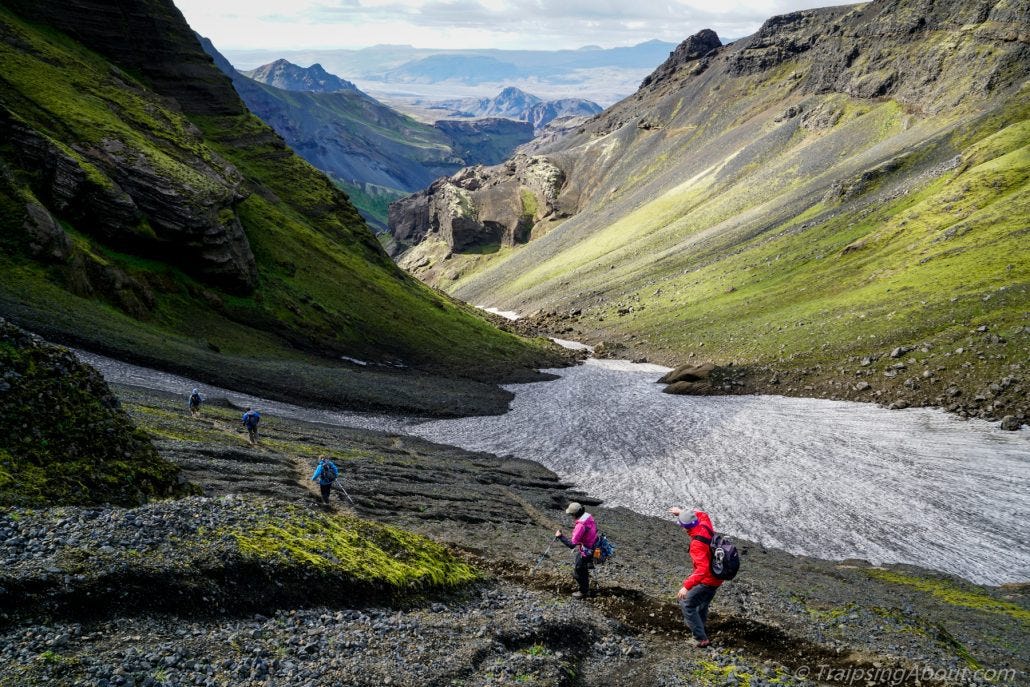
left=670, top=507, right=723, bottom=647
left=311, top=456, right=339, bottom=505
left=188, top=388, right=203, bottom=418
left=555, top=502, right=598, bottom=599
left=241, top=408, right=261, bottom=444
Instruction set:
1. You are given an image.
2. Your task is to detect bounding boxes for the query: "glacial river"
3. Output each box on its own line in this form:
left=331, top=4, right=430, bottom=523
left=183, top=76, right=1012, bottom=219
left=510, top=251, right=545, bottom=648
left=77, top=351, right=1030, bottom=586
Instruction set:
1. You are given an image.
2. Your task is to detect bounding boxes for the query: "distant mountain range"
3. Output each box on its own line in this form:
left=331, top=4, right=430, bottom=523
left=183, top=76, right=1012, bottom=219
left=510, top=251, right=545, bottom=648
left=423, top=87, right=602, bottom=132
left=198, top=45, right=534, bottom=229
left=223, top=41, right=680, bottom=105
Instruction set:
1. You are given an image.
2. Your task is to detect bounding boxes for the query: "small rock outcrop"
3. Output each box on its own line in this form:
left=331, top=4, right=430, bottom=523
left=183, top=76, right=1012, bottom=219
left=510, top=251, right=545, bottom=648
left=640, top=29, right=722, bottom=89
left=0, top=319, right=187, bottom=507
left=388, top=154, right=566, bottom=255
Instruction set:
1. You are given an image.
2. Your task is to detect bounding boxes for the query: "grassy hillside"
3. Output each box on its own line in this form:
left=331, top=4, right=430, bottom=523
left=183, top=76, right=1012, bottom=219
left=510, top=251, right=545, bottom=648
left=403, top=1, right=1029, bottom=415
left=0, top=3, right=564, bottom=413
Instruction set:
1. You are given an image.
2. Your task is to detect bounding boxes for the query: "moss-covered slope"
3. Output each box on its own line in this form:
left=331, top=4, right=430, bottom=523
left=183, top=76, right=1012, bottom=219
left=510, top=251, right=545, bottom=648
left=0, top=496, right=477, bottom=621
left=0, top=0, right=563, bottom=413
left=395, top=0, right=1029, bottom=415
left=0, top=319, right=185, bottom=507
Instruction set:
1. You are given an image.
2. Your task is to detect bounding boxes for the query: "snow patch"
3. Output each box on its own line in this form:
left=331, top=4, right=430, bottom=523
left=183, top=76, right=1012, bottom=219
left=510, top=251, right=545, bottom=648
left=477, top=306, right=521, bottom=320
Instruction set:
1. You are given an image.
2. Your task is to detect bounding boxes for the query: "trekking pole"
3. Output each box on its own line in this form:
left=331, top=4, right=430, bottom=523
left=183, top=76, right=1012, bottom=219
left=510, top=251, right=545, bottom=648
left=335, top=481, right=355, bottom=506
left=530, top=538, right=557, bottom=573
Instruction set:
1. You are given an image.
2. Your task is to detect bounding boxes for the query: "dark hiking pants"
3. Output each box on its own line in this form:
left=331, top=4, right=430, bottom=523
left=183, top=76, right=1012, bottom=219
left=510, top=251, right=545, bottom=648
left=573, top=552, right=592, bottom=595
left=319, top=484, right=332, bottom=504
left=679, top=583, right=718, bottom=641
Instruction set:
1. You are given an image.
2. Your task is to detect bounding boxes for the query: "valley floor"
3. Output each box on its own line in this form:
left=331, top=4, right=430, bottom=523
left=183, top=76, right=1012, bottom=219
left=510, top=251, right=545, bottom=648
left=2, top=385, right=1026, bottom=687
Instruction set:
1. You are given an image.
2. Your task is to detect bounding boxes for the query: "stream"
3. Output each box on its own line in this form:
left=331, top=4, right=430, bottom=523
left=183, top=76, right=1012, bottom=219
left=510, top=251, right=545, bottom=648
left=76, top=350, right=1030, bottom=586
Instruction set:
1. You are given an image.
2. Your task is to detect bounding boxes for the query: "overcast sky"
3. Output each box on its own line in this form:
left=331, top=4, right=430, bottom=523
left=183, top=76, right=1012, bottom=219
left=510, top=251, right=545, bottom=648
left=174, top=0, right=859, bottom=51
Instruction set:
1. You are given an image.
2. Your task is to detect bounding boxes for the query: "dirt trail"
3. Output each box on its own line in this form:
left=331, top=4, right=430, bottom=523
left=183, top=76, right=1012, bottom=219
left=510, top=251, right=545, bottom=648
left=466, top=554, right=951, bottom=687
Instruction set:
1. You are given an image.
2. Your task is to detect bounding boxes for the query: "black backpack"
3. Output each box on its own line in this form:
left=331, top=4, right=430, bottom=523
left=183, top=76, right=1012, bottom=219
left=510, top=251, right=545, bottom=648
left=693, top=524, right=740, bottom=581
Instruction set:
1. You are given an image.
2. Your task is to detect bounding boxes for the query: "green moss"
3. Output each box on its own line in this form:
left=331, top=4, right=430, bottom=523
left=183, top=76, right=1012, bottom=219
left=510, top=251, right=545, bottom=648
left=229, top=506, right=478, bottom=591
left=867, top=570, right=1030, bottom=625
left=0, top=321, right=190, bottom=507
left=691, top=660, right=752, bottom=687
left=519, top=189, right=539, bottom=218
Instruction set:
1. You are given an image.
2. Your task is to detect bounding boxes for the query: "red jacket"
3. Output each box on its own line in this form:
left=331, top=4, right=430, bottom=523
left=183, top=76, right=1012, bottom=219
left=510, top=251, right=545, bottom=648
left=681, top=511, right=724, bottom=590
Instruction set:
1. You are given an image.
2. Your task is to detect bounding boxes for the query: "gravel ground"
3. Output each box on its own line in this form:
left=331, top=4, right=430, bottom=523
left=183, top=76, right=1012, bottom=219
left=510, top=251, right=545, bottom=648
left=1, top=385, right=1026, bottom=687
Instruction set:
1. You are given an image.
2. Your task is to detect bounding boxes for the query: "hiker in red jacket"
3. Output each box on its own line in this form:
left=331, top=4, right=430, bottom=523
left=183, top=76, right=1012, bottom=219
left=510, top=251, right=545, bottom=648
left=555, top=501, right=598, bottom=599
left=670, top=507, right=723, bottom=647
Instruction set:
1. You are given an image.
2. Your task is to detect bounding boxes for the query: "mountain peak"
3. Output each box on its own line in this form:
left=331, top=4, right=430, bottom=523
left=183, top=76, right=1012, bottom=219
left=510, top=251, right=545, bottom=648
left=244, top=59, right=358, bottom=93
left=497, top=86, right=530, bottom=98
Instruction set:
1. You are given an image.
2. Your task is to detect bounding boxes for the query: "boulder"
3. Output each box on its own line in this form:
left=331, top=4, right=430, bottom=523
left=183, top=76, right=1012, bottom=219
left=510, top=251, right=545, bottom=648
left=662, top=381, right=707, bottom=395
left=999, top=416, right=1023, bottom=431
left=658, top=362, right=717, bottom=384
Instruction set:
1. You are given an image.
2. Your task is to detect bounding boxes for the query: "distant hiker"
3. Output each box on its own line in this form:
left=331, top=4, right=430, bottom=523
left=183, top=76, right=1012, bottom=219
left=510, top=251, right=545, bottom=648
left=241, top=407, right=261, bottom=444
left=311, top=456, right=339, bottom=505
left=669, top=506, right=731, bottom=648
left=555, top=501, right=598, bottom=599
left=188, top=388, right=203, bottom=418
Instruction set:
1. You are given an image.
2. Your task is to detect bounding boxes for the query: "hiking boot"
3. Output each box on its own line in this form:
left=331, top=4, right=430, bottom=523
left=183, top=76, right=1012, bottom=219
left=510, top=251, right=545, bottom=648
left=696, top=639, right=711, bottom=649
left=571, top=591, right=585, bottom=599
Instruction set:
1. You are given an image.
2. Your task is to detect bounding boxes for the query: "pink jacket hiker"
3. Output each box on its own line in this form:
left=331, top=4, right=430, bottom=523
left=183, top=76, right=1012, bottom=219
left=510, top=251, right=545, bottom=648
left=569, top=512, right=598, bottom=553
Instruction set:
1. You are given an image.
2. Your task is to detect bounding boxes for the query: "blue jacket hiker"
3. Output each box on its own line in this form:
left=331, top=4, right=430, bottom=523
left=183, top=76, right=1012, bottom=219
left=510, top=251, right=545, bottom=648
left=311, top=457, right=339, bottom=505
left=188, top=388, right=203, bottom=417
left=241, top=408, right=261, bottom=444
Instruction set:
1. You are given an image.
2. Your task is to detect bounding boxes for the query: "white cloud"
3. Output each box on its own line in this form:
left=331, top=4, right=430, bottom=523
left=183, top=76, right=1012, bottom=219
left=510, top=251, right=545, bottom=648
left=173, top=0, right=858, bottom=50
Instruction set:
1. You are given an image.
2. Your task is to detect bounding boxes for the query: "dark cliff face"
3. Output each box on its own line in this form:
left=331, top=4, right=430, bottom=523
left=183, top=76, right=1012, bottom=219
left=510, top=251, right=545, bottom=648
left=3, top=0, right=244, bottom=117
left=728, top=0, right=1030, bottom=111
left=0, top=1, right=562, bottom=390
left=0, top=1, right=260, bottom=294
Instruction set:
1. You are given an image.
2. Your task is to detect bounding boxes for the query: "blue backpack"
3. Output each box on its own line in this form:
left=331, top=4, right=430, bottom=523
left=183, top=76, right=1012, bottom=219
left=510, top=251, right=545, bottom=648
left=321, top=461, right=338, bottom=483
left=592, top=533, right=616, bottom=563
